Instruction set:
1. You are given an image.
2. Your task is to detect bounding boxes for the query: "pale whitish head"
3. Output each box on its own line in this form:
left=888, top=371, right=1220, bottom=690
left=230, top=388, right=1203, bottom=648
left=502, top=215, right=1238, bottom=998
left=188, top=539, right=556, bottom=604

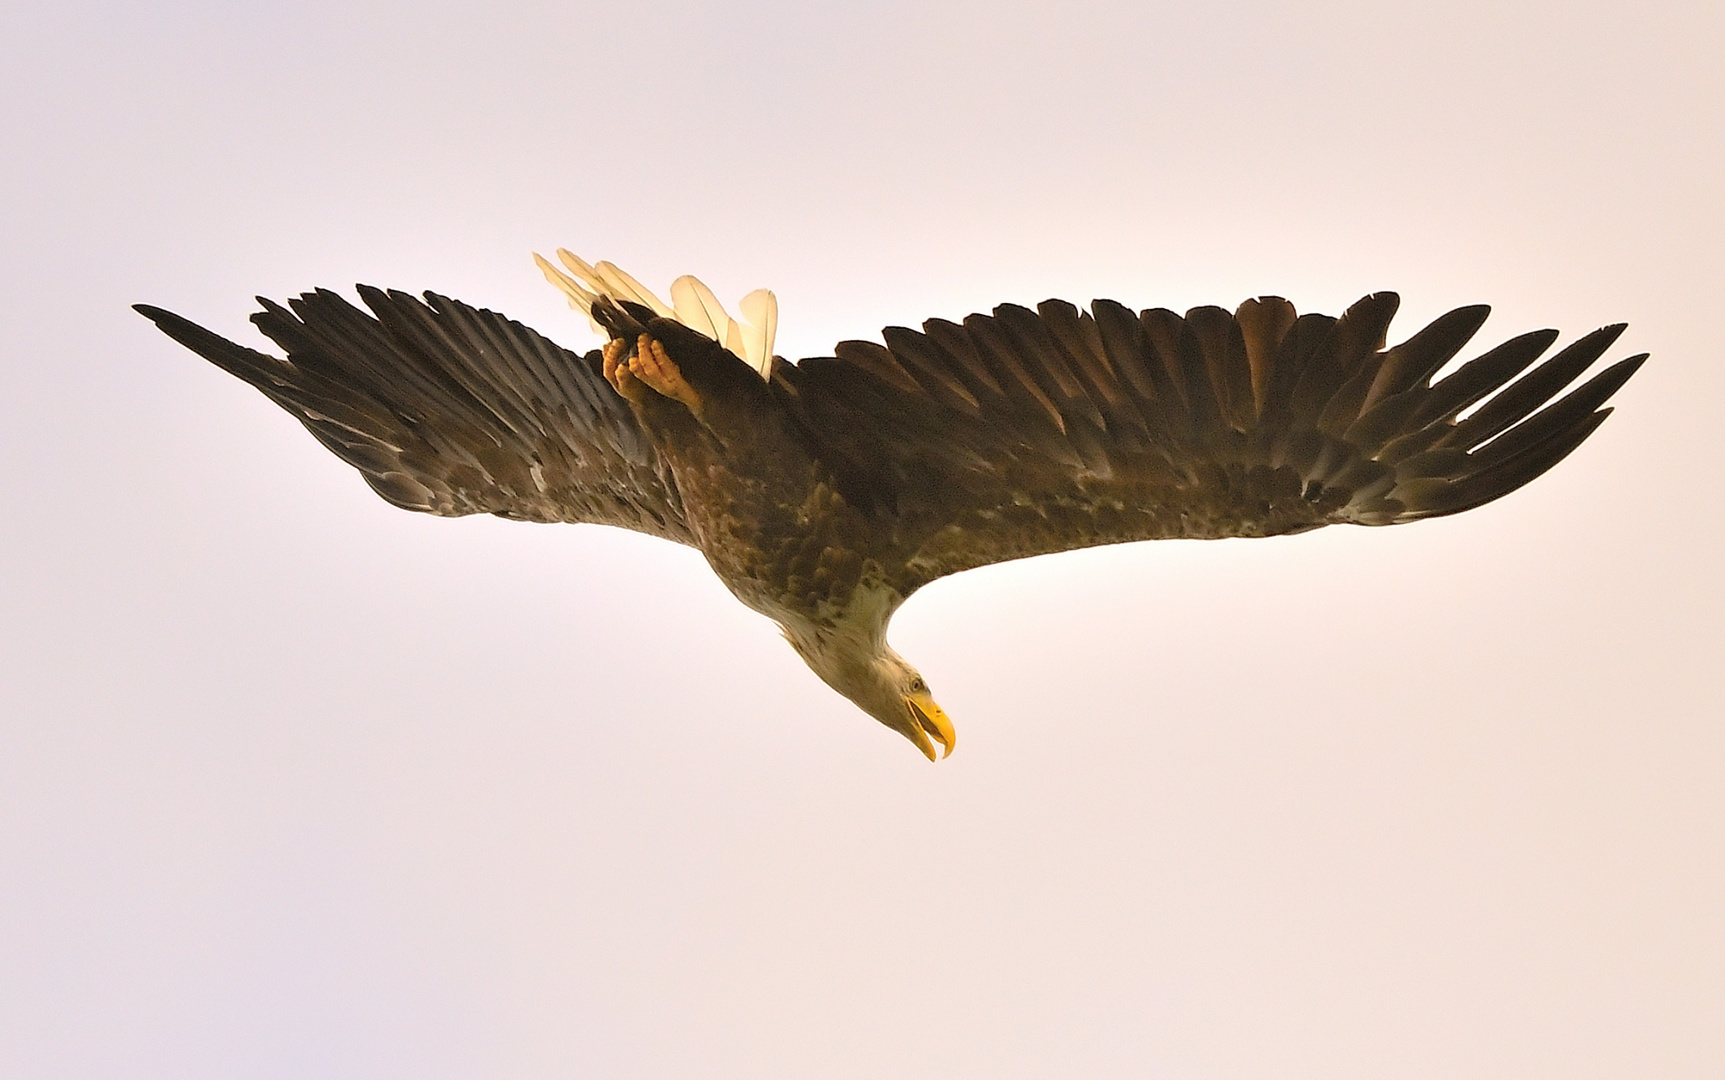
left=777, top=590, right=958, bottom=761
left=535, top=249, right=778, bottom=380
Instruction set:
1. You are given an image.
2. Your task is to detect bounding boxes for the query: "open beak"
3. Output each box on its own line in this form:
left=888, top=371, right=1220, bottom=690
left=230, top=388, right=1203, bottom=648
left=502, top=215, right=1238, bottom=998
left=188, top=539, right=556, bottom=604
left=907, top=690, right=957, bottom=761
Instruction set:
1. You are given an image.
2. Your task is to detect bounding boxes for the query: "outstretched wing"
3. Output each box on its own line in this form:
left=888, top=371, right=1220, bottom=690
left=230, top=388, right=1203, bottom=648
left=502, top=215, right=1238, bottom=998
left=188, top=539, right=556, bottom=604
left=775, top=293, right=1644, bottom=592
left=137, top=288, right=695, bottom=544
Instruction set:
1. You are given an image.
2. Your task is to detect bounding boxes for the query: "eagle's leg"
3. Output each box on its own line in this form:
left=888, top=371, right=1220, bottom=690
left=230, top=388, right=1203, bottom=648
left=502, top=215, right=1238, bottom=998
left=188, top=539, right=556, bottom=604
left=600, top=339, right=645, bottom=403
left=604, top=334, right=704, bottom=418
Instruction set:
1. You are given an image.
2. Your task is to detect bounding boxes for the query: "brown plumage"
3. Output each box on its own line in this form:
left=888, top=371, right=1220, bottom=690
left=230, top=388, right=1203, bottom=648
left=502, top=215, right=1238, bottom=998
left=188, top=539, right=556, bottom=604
left=135, top=263, right=1644, bottom=758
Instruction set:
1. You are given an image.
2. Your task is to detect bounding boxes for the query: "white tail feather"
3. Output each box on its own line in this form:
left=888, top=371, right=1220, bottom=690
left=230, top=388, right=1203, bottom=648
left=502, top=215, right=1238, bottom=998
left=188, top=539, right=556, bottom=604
left=738, top=289, right=779, bottom=378
left=594, top=261, right=674, bottom=318
left=537, top=249, right=777, bottom=380
left=722, top=317, right=745, bottom=362
left=670, top=275, right=730, bottom=343
left=552, top=249, right=608, bottom=302
left=534, top=253, right=606, bottom=336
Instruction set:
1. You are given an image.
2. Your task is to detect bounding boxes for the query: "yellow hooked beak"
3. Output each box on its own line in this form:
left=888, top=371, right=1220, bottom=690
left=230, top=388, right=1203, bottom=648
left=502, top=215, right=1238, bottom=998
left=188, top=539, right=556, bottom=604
left=907, top=690, right=957, bottom=761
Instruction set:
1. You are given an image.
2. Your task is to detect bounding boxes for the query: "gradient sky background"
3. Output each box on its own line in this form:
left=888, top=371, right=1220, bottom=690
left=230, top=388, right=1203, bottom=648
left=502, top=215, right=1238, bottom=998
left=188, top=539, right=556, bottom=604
left=3, top=1, right=1721, bottom=1077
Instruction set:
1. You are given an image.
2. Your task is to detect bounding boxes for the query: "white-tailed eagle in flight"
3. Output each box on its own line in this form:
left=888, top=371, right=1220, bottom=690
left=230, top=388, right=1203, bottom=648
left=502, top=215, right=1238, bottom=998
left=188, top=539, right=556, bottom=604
left=136, top=252, right=1645, bottom=758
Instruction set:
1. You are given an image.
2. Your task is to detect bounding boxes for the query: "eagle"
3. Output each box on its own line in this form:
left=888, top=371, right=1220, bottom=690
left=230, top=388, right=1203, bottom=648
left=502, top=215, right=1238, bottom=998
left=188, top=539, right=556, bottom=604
left=135, top=251, right=1645, bottom=759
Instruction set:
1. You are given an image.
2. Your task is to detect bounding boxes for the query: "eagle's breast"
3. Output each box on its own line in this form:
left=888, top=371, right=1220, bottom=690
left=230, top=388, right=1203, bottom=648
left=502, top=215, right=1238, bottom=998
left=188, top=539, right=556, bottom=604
left=652, top=397, right=885, bottom=632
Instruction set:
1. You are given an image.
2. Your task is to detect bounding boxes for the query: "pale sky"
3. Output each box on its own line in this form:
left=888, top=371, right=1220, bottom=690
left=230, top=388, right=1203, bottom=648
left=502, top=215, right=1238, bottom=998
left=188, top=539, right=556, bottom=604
left=2, top=1, right=1721, bottom=1077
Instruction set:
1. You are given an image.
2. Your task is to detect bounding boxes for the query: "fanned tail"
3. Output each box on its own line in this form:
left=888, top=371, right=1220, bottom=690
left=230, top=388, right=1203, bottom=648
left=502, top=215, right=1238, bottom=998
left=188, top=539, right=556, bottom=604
left=535, top=249, right=778, bottom=379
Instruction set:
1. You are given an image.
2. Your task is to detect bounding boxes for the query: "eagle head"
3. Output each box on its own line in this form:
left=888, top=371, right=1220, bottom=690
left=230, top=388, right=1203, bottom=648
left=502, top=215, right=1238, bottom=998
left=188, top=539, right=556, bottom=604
left=859, top=652, right=957, bottom=762
left=781, top=622, right=956, bottom=761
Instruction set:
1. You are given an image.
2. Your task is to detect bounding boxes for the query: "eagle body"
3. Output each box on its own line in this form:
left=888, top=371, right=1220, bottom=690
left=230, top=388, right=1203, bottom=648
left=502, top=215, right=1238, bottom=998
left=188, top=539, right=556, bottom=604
left=628, top=325, right=879, bottom=628
left=136, top=252, right=1645, bottom=758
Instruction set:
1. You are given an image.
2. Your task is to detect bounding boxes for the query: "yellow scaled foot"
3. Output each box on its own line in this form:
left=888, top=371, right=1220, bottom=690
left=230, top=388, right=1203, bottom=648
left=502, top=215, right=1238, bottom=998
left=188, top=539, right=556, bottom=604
left=609, top=333, right=704, bottom=417
left=602, top=339, right=648, bottom=405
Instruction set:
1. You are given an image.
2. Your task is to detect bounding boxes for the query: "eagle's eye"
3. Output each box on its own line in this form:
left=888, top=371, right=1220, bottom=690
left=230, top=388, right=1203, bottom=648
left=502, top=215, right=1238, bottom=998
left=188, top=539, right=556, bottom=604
left=909, top=676, right=927, bottom=693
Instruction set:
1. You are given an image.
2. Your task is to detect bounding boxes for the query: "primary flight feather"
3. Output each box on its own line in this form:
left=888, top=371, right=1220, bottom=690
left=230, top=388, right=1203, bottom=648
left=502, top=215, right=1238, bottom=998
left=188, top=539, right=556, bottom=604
left=136, top=252, right=1645, bottom=758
